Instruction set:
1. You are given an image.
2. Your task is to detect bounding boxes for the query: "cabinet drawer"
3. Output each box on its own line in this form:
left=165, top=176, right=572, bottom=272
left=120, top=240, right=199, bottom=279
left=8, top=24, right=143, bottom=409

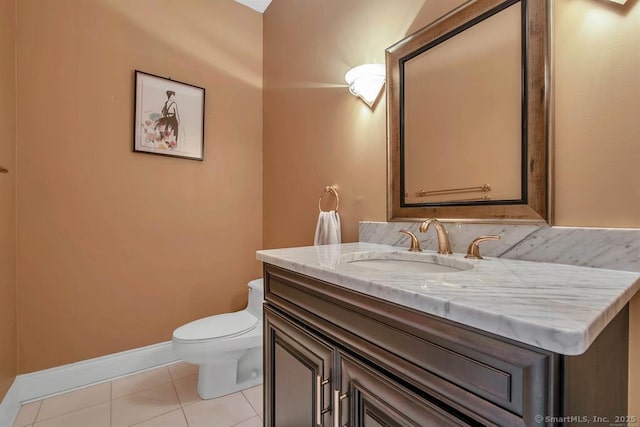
left=265, top=265, right=554, bottom=425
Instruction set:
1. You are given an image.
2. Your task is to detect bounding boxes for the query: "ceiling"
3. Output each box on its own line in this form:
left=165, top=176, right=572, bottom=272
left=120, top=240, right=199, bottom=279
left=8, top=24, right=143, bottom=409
left=234, top=0, right=272, bottom=13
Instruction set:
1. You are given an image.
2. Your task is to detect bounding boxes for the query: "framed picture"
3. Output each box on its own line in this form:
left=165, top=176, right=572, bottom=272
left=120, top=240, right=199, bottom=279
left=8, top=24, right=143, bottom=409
left=133, top=70, right=205, bottom=160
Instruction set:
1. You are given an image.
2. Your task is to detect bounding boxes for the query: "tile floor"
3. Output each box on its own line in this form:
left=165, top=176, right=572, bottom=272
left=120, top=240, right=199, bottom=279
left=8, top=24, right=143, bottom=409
left=12, top=362, right=263, bottom=427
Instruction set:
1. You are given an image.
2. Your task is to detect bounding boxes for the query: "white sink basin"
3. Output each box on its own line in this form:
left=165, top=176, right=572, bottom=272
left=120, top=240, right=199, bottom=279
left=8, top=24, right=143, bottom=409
left=341, top=251, right=473, bottom=274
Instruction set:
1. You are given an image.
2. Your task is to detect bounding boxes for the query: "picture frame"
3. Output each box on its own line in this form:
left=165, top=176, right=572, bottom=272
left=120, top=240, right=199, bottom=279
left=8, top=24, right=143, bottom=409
left=133, top=70, right=205, bottom=161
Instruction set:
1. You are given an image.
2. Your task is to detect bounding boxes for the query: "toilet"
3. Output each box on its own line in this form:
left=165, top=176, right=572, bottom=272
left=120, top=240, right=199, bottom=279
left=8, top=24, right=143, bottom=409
left=172, top=278, right=264, bottom=399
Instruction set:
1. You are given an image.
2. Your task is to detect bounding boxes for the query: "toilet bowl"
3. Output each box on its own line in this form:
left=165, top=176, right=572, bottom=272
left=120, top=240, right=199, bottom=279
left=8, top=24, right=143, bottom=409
left=172, top=278, right=264, bottom=399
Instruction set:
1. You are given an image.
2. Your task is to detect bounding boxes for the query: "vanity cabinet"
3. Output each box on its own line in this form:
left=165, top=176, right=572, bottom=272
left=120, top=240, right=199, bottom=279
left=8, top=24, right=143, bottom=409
left=265, top=307, right=469, bottom=426
left=264, top=306, right=333, bottom=426
left=263, top=264, right=628, bottom=427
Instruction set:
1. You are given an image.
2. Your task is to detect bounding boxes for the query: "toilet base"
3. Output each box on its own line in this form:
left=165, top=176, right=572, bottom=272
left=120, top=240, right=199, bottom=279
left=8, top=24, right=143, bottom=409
left=196, top=347, right=263, bottom=399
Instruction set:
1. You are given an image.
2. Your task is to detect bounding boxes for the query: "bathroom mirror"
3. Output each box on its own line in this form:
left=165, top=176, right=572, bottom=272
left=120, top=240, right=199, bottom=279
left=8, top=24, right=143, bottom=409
left=387, top=0, right=550, bottom=223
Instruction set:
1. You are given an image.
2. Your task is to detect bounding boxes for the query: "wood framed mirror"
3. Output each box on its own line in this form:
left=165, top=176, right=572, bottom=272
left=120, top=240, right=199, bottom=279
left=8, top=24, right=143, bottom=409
left=386, top=0, right=550, bottom=223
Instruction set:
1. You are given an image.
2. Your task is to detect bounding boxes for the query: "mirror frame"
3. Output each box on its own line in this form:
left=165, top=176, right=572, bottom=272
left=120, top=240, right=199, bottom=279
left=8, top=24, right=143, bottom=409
left=386, top=0, right=550, bottom=223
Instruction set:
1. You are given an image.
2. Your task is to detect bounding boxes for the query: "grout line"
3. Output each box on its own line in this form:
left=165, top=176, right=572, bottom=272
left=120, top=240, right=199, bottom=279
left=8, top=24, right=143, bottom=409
left=239, top=390, right=252, bottom=410
left=110, top=367, right=173, bottom=401
left=239, top=389, right=260, bottom=422
left=167, top=361, right=179, bottom=382
left=180, top=405, right=189, bottom=427
left=128, top=407, right=183, bottom=427
left=166, top=363, right=200, bottom=383
left=31, top=400, right=43, bottom=426
left=32, top=400, right=110, bottom=426
left=170, top=375, right=184, bottom=408
left=109, top=383, right=113, bottom=427
left=33, top=383, right=112, bottom=423
left=11, top=400, right=38, bottom=427
left=109, top=364, right=174, bottom=384
left=240, top=389, right=258, bottom=416
left=121, top=387, right=181, bottom=427
left=108, top=381, right=112, bottom=427
left=242, top=386, right=263, bottom=417
left=230, top=413, right=257, bottom=427
left=165, top=361, right=198, bottom=383
left=169, top=378, right=181, bottom=407
left=174, top=375, right=202, bottom=408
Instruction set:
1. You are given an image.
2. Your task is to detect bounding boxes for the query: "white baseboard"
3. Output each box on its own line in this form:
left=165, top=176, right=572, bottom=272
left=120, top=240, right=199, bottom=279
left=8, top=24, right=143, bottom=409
left=0, top=341, right=178, bottom=426
left=0, top=379, right=20, bottom=427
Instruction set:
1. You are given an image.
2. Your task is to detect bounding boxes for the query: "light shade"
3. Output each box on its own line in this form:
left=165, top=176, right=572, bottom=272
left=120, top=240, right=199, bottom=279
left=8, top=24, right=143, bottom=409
left=345, top=64, right=386, bottom=107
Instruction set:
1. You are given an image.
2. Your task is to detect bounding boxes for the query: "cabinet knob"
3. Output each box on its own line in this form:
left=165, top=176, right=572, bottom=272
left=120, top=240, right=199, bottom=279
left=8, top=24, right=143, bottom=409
left=0, top=166, right=8, bottom=174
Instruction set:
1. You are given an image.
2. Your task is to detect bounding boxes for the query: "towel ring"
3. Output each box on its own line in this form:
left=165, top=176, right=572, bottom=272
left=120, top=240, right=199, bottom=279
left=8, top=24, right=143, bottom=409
left=318, top=186, right=339, bottom=213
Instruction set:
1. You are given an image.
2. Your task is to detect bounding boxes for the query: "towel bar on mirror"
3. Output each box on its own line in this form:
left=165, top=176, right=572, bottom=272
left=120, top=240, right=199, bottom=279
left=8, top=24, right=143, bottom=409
left=414, top=184, right=491, bottom=198
left=318, top=186, right=339, bottom=212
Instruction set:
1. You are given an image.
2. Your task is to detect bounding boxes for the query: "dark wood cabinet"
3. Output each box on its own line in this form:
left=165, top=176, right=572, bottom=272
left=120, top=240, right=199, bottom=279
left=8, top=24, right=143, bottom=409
left=265, top=306, right=471, bottom=427
left=338, top=351, right=471, bottom=427
left=264, top=306, right=333, bottom=427
left=263, top=264, right=628, bottom=427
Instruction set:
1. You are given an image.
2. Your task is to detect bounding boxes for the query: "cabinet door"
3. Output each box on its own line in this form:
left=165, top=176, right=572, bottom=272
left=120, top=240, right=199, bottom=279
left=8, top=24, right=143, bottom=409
left=264, top=306, right=334, bottom=427
left=338, top=352, right=472, bottom=427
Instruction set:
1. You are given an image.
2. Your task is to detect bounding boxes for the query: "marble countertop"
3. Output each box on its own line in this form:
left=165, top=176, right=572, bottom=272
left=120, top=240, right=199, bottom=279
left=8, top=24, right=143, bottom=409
left=256, top=242, right=640, bottom=355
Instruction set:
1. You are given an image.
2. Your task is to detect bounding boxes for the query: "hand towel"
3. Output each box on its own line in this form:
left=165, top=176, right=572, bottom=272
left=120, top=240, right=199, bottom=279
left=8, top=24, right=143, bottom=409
left=314, top=210, right=342, bottom=245
left=315, top=244, right=341, bottom=269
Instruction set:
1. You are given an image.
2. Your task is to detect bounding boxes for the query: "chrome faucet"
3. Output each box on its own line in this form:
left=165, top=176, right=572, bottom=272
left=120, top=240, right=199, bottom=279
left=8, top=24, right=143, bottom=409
left=418, top=219, right=453, bottom=255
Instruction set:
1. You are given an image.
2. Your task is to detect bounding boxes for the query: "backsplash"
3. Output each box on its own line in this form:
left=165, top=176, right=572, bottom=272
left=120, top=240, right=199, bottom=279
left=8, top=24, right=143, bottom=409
left=359, top=221, right=640, bottom=273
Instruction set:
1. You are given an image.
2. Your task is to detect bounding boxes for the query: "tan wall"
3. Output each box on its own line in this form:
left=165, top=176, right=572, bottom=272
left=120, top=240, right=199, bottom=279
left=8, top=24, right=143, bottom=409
left=554, top=0, right=640, bottom=228
left=264, top=0, right=640, bottom=415
left=554, top=0, right=640, bottom=417
left=0, top=0, right=17, bottom=400
left=263, top=0, right=466, bottom=248
left=16, top=0, right=263, bottom=373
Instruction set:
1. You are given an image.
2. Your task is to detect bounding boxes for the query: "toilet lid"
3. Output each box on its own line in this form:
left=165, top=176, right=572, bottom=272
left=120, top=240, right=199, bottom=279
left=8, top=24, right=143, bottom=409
left=173, top=311, right=258, bottom=343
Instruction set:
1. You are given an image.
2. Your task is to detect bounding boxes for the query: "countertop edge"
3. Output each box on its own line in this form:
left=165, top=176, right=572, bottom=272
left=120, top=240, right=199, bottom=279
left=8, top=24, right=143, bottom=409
left=256, top=244, right=640, bottom=355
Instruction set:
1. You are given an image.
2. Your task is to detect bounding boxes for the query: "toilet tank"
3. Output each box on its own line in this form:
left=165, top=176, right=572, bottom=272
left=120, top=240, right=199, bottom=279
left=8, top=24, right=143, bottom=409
left=246, top=278, right=264, bottom=318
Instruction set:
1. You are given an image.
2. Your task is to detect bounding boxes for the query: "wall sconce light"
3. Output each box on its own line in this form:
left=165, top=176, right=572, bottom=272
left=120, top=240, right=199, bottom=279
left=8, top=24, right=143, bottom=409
left=345, top=64, right=386, bottom=107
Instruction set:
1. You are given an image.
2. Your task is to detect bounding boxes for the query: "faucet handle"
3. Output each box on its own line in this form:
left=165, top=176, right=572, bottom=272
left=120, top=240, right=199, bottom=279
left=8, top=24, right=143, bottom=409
left=399, top=230, right=422, bottom=252
left=465, top=235, right=501, bottom=260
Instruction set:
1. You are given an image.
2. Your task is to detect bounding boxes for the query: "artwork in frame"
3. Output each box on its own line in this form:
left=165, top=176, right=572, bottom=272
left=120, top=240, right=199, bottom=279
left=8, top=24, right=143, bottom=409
left=133, top=70, right=205, bottom=160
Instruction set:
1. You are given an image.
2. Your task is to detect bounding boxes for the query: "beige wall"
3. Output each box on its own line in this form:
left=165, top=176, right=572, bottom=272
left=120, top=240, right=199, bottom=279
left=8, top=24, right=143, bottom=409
left=264, top=0, right=640, bottom=415
left=554, top=0, right=640, bottom=228
left=16, top=0, right=263, bottom=373
left=554, top=0, right=640, bottom=417
left=263, top=0, right=466, bottom=248
left=0, top=0, right=17, bottom=401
